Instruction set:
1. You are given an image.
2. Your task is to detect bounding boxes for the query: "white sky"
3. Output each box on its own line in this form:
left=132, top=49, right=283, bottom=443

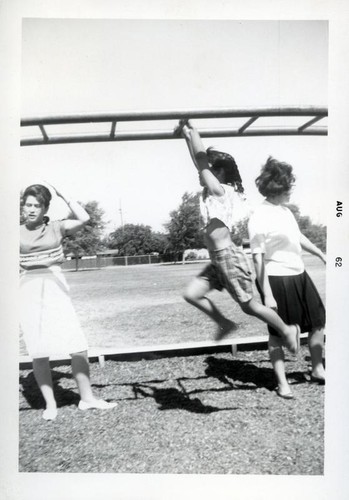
left=20, top=19, right=328, bottom=233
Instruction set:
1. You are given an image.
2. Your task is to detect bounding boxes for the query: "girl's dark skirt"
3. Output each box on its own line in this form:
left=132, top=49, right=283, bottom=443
left=257, top=271, right=326, bottom=336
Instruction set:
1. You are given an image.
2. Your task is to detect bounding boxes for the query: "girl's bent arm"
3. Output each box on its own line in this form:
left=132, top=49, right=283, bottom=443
left=252, top=253, right=278, bottom=309
left=299, top=234, right=326, bottom=264
left=62, top=199, right=90, bottom=235
left=48, top=183, right=90, bottom=235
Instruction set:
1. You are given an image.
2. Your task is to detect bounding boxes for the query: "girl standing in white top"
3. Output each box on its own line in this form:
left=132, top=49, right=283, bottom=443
left=248, top=158, right=326, bottom=398
left=176, top=120, right=300, bottom=354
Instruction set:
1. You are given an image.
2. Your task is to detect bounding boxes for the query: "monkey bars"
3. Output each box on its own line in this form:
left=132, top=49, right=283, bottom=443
left=20, top=106, right=327, bottom=146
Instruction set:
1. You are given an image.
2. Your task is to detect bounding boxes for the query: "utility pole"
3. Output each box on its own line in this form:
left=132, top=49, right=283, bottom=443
left=119, top=199, right=124, bottom=232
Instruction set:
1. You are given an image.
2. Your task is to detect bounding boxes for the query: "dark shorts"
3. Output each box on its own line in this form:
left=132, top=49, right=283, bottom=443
left=256, top=271, right=326, bottom=336
left=198, top=244, right=253, bottom=304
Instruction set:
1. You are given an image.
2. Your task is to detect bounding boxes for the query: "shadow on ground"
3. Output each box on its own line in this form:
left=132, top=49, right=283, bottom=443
left=19, top=354, right=310, bottom=414
left=19, top=370, right=79, bottom=410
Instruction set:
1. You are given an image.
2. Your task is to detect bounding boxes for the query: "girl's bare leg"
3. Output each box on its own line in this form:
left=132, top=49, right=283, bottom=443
left=240, top=298, right=299, bottom=354
left=308, top=327, right=325, bottom=381
left=269, top=335, right=293, bottom=397
left=184, top=277, right=238, bottom=339
left=71, top=351, right=94, bottom=402
left=71, top=351, right=117, bottom=410
left=32, top=357, right=57, bottom=420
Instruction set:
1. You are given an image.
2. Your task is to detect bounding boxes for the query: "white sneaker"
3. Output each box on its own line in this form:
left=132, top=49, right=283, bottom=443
left=43, top=408, right=58, bottom=420
left=78, top=399, right=117, bottom=411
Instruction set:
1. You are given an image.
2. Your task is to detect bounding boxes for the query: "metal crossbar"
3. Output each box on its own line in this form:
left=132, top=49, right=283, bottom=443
left=20, top=106, right=327, bottom=146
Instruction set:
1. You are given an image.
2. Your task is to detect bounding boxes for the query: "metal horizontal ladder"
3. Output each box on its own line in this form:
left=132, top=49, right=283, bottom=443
left=20, top=106, right=328, bottom=146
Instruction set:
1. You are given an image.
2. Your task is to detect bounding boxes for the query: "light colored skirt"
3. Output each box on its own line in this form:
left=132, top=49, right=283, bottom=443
left=20, top=266, right=88, bottom=359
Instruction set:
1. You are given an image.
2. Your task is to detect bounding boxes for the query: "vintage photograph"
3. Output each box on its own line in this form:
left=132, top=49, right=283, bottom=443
left=18, top=18, right=328, bottom=475
left=2, top=1, right=349, bottom=499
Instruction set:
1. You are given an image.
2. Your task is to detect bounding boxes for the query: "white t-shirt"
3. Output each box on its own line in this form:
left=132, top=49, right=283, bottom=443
left=200, top=184, right=249, bottom=230
left=248, top=200, right=304, bottom=276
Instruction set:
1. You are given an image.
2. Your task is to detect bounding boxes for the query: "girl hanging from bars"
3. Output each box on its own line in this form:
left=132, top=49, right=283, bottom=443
left=175, top=119, right=300, bottom=354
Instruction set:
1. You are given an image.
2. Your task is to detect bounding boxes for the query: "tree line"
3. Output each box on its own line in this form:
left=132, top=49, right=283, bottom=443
left=62, top=193, right=327, bottom=263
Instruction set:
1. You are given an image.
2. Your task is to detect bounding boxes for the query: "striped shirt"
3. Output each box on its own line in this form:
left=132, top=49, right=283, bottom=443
left=20, top=220, right=66, bottom=270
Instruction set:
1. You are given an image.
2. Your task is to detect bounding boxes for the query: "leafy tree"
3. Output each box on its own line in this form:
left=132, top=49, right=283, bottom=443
left=152, top=231, right=169, bottom=255
left=108, top=224, right=165, bottom=256
left=63, top=200, right=106, bottom=270
left=231, top=217, right=249, bottom=246
left=164, top=192, right=205, bottom=260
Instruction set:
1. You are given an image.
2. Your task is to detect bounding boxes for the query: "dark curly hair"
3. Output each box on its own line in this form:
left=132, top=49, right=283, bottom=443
left=21, top=184, right=52, bottom=224
left=255, top=157, right=295, bottom=197
left=206, top=147, right=244, bottom=193
left=22, top=184, right=52, bottom=208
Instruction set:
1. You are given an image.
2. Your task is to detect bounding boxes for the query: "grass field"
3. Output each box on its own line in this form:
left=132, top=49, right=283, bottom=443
left=20, top=253, right=325, bottom=354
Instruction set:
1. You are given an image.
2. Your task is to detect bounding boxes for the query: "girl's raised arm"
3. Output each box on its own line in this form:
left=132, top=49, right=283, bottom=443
left=175, top=119, right=200, bottom=169
left=47, top=183, right=90, bottom=235
left=177, top=121, right=224, bottom=196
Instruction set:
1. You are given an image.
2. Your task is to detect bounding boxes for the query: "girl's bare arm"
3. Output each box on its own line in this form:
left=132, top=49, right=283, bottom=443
left=179, top=122, right=224, bottom=196
left=46, top=183, right=90, bottom=235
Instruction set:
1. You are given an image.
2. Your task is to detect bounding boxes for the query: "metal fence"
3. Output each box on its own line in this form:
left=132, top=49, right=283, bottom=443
left=62, top=254, right=161, bottom=271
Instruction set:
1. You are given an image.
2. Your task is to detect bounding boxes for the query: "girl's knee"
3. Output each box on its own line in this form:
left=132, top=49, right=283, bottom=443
left=184, top=277, right=210, bottom=305
left=309, top=327, right=324, bottom=336
left=240, top=300, right=252, bottom=315
left=183, top=288, right=197, bottom=304
left=33, top=356, right=50, bottom=366
left=70, top=350, right=88, bottom=359
left=268, top=334, right=283, bottom=348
